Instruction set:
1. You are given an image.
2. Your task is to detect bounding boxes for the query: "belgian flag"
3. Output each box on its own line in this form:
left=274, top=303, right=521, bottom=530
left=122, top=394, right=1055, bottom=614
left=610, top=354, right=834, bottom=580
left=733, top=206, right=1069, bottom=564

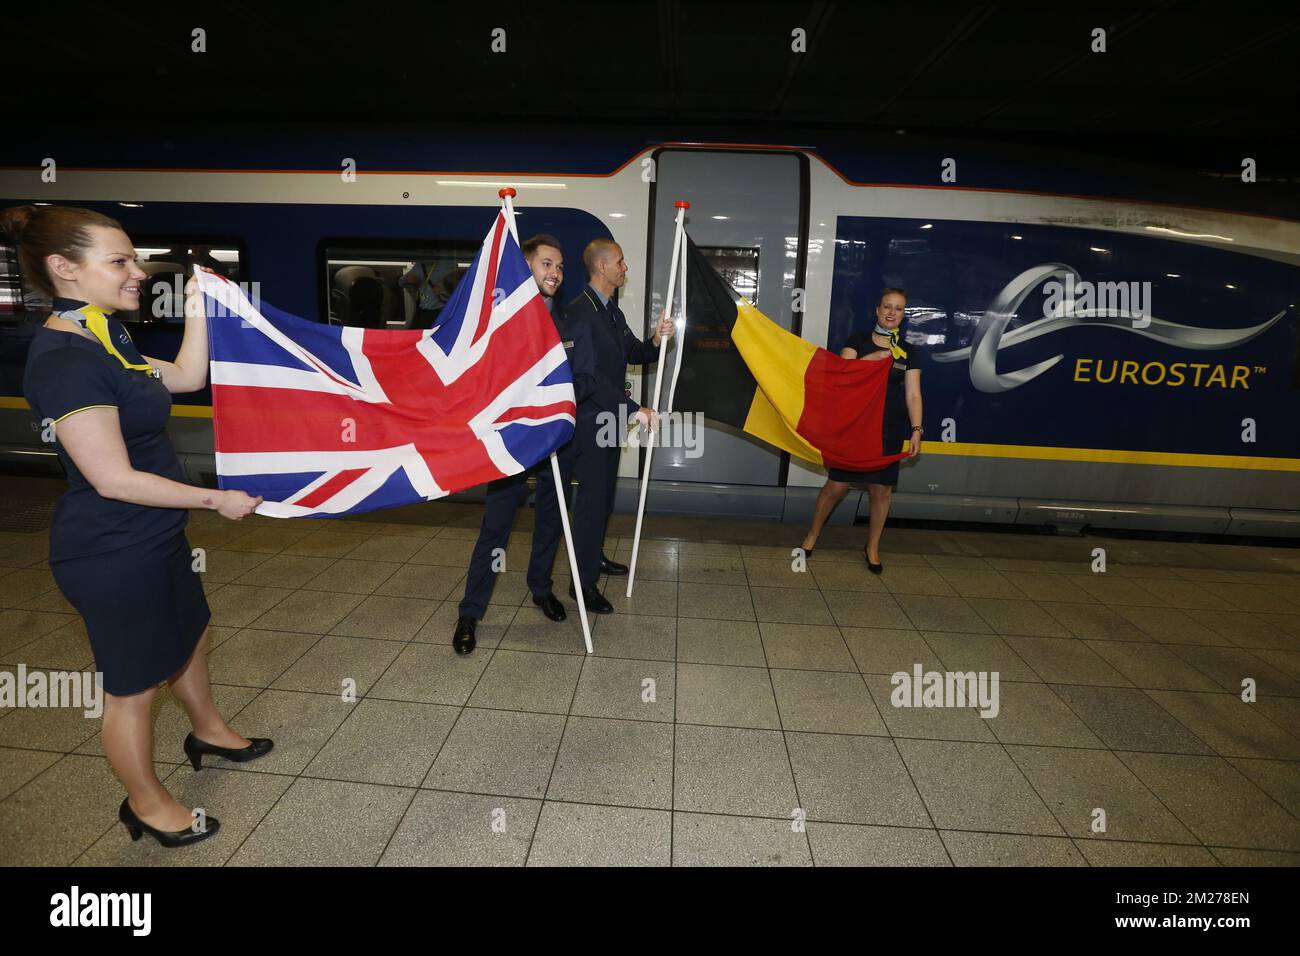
left=670, top=238, right=909, bottom=472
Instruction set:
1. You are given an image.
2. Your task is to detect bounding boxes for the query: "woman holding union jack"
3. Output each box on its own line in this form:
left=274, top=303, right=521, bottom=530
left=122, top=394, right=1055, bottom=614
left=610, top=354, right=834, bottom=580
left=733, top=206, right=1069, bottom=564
left=3, top=204, right=273, bottom=849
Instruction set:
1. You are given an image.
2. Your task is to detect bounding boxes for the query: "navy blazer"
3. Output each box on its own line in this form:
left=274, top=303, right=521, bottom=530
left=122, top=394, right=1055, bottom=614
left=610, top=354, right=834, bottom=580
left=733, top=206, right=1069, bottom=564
left=561, top=285, right=658, bottom=426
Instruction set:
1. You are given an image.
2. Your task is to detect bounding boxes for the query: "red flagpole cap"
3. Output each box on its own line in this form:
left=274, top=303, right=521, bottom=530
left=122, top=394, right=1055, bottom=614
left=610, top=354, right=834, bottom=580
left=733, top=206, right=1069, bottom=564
left=499, top=187, right=517, bottom=198
left=674, top=200, right=690, bottom=209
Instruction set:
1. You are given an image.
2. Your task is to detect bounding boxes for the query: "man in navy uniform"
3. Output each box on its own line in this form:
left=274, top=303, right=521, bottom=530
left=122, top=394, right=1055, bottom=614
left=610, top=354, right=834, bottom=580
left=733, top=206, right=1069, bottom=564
left=453, top=234, right=575, bottom=655
left=561, top=237, right=673, bottom=614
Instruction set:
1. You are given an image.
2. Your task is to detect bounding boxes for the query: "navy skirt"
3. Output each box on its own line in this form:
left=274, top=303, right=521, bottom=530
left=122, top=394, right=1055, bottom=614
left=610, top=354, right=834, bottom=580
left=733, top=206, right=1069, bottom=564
left=827, top=420, right=909, bottom=488
left=51, top=531, right=210, bottom=696
left=828, top=460, right=901, bottom=488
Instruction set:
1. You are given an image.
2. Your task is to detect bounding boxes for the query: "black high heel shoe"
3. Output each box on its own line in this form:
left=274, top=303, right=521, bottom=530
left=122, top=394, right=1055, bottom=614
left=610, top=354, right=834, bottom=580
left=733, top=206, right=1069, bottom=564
left=184, top=732, right=274, bottom=771
left=119, top=797, right=219, bottom=848
left=864, top=545, right=883, bottom=575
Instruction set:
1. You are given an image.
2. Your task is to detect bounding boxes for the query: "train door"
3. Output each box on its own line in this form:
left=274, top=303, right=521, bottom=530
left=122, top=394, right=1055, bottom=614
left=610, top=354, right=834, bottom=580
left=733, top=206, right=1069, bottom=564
left=643, top=148, right=808, bottom=513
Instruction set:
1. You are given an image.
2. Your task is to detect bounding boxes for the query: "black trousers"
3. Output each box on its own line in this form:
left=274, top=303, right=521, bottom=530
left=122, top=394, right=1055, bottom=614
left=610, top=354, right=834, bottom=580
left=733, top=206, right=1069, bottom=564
left=457, top=444, right=576, bottom=620
left=570, top=427, right=619, bottom=590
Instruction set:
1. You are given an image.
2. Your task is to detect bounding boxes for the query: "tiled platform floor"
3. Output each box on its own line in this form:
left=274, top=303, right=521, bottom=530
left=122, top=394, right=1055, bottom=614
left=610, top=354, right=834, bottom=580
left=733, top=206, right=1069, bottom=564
left=2, top=497, right=1299, bottom=866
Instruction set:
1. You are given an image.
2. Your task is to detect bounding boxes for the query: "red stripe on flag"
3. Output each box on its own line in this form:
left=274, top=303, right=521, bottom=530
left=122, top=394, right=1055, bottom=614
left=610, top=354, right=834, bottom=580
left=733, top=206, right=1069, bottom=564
left=471, top=214, right=505, bottom=345
left=796, top=349, right=909, bottom=472
left=210, top=385, right=406, bottom=452
left=302, top=353, right=359, bottom=391
left=296, top=468, right=367, bottom=508
left=358, top=294, right=565, bottom=492
left=496, top=401, right=577, bottom=423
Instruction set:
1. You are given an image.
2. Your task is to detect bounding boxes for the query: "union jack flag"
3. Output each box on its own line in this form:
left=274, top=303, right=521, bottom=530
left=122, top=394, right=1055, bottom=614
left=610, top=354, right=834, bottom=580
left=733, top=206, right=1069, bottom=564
left=200, top=208, right=576, bottom=518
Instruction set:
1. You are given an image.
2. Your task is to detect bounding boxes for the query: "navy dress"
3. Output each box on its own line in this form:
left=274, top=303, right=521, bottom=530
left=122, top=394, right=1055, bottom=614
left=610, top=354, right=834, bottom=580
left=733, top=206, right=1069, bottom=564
left=23, top=300, right=209, bottom=695
left=827, top=331, right=924, bottom=488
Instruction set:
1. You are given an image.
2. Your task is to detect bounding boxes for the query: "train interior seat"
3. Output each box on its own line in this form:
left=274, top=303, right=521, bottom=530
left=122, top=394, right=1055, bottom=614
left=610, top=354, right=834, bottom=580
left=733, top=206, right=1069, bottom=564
left=400, top=284, right=417, bottom=328
left=330, top=265, right=376, bottom=327
left=346, top=275, right=386, bottom=328
left=377, top=274, right=405, bottom=328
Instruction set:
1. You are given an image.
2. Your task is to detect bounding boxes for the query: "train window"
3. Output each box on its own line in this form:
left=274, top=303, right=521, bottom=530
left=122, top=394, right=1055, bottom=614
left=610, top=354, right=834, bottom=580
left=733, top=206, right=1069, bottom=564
left=0, top=236, right=49, bottom=324
left=320, top=241, right=479, bottom=330
left=0, top=236, right=243, bottom=326
left=0, top=240, right=24, bottom=322
left=123, top=241, right=245, bottom=325
left=699, top=247, right=759, bottom=305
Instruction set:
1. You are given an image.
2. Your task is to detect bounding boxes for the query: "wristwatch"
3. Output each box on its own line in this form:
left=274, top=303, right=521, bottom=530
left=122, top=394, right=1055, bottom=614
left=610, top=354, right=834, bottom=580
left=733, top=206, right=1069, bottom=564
left=911, top=425, right=923, bottom=434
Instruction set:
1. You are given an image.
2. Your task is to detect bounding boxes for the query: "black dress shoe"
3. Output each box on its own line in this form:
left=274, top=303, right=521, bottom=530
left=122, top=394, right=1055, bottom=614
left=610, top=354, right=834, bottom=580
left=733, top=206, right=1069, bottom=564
left=453, top=615, right=477, bottom=655
left=600, top=555, right=629, bottom=576
left=119, top=797, right=220, bottom=848
left=864, top=545, right=883, bottom=575
left=533, top=592, right=567, bottom=622
left=568, top=581, right=615, bottom=614
left=184, top=732, right=274, bottom=771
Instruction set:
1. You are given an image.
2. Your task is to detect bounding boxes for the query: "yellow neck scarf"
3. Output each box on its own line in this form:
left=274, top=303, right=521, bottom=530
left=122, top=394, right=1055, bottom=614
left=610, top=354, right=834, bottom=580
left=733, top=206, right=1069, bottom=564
left=874, top=324, right=907, bottom=361
left=52, top=305, right=154, bottom=374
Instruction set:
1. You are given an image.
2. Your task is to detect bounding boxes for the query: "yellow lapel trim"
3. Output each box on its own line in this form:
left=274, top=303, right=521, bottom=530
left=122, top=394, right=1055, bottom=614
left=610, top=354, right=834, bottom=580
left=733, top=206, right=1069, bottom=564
left=58, top=306, right=153, bottom=373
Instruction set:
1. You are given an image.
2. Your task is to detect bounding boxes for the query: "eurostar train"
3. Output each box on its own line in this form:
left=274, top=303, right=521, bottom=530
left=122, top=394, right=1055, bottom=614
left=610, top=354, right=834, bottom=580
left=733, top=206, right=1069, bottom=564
left=2, top=129, right=1298, bottom=537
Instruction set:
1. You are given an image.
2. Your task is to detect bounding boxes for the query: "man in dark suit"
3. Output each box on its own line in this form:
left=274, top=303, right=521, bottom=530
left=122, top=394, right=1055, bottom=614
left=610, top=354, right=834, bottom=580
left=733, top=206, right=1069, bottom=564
left=560, top=237, right=673, bottom=614
left=453, top=234, right=576, bottom=655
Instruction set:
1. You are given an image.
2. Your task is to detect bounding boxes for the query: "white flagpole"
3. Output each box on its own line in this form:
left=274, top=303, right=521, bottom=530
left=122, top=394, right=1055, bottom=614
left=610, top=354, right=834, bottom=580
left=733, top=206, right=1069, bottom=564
left=626, top=201, right=689, bottom=599
left=549, top=452, right=592, bottom=654
left=671, top=213, right=687, bottom=416
left=499, top=188, right=592, bottom=654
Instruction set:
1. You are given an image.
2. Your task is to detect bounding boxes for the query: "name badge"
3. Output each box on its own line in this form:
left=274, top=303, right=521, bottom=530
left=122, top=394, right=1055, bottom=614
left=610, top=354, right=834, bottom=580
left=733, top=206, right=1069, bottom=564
left=562, top=340, right=575, bottom=349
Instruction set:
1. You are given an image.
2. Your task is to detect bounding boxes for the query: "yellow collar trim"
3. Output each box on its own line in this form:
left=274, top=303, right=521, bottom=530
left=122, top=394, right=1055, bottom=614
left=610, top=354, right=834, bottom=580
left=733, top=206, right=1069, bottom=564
left=52, top=305, right=153, bottom=373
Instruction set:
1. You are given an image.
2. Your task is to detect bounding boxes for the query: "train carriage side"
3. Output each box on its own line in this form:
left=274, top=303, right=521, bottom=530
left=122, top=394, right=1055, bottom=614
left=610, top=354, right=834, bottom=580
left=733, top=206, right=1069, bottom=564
left=640, top=145, right=1300, bottom=536
left=1, top=145, right=1297, bottom=536
left=796, top=157, right=1300, bottom=537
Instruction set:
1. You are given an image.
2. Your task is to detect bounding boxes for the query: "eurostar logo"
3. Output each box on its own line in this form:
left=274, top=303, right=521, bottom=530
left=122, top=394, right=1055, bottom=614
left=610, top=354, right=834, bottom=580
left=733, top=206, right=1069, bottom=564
left=932, top=263, right=1287, bottom=393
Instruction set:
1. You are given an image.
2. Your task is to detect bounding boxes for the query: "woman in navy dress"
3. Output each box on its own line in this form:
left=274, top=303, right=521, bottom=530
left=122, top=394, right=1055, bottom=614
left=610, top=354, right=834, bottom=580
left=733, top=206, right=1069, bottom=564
left=799, top=288, right=924, bottom=572
left=3, top=205, right=273, bottom=848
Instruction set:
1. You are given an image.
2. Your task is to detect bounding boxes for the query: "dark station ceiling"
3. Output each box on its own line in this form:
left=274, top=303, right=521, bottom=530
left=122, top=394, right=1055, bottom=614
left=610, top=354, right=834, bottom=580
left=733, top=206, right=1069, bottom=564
left=8, top=1, right=1300, bottom=182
